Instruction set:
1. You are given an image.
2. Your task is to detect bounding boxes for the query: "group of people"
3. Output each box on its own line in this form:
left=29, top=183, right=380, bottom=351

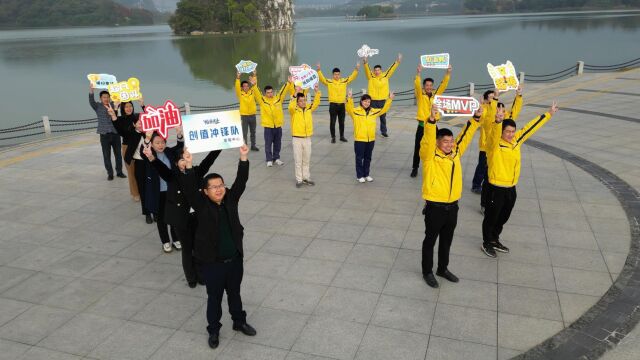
left=88, top=52, right=559, bottom=349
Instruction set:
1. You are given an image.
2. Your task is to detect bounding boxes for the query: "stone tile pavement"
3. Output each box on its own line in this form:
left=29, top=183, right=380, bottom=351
left=0, top=68, right=638, bottom=359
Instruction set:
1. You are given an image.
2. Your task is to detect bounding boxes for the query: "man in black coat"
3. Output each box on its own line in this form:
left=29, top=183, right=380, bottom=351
left=180, top=144, right=256, bottom=349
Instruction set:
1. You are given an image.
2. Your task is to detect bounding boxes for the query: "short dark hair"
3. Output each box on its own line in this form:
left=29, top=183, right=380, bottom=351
left=497, top=102, right=505, bottom=108
left=502, top=119, right=516, bottom=130
left=360, top=94, right=372, bottom=107
left=423, top=78, right=434, bottom=86
left=241, top=80, right=249, bottom=87
left=174, top=148, right=185, bottom=166
left=483, top=90, right=495, bottom=100
left=436, top=128, right=453, bottom=139
left=296, top=93, right=306, bottom=100
left=202, top=173, right=224, bottom=190
left=264, top=85, right=273, bottom=91
left=99, top=91, right=110, bottom=98
left=332, top=67, right=340, bottom=73
left=374, top=65, right=382, bottom=70
left=150, top=132, right=165, bottom=143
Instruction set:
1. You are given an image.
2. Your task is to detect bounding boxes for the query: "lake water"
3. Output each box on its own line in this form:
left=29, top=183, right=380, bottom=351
left=1, top=10, right=639, bottom=129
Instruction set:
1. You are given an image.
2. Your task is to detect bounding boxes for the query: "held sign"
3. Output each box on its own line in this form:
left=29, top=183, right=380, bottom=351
left=108, top=77, right=142, bottom=102
left=420, top=53, right=450, bottom=69
left=140, top=100, right=182, bottom=139
left=235, top=60, right=258, bottom=74
left=487, top=61, right=519, bottom=92
left=87, top=73, right=117, bottom=89
left=357, top=44, right=379, bottom=58
left=289, top=64, right=318, bottom=90
left=434, top=96, right=480, bottom=117
left=183, top=110, right=244, bottom=153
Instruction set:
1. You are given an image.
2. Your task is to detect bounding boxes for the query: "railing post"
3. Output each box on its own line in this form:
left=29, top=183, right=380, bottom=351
left=468, top=82, right=475, bottom=96
left=519, top=71, right=525, bottom=85
left=42, top=116, right=51, bottom=138
left=184, top=102, right=191, bottom=115
left=577, top=61, right=584, bottom=75
left=361, top=88, right=367, bottom=95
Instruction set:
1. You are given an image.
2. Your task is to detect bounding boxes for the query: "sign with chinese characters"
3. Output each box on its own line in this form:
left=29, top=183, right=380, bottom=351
left=107, top=77, right=142, bottom=102
left=289, top=64, right=318, bottom=90
left=87, top=73, right=117, bottom=89
left=183, top=110, right=244, bottom=153
left=357, top=44, right=379, bottom=58
left=487, top=61, right=519, bottom=92
left=140, top=100, right=182, bottom=139
left=434, top=95, right=480, bottom=117
left=235, top=60, right=258, bottom=74
left=420, top=53, right=450, bottom=69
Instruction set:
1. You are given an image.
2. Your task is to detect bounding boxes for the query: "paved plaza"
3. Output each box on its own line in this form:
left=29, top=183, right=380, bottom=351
left=0, top=69, right=638, bottom=360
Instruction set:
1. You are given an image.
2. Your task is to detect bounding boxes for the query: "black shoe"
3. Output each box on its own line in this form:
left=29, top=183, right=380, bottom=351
left=340, top=137, right=348, bottom=142
left=436, top=269, right=459, bottom=283
left=381, top=133, right=389, bottom=138
left=208, top=333, right=219, bottom=349
left=233, top=323, right=257, bottom=336
left=482, top=243, right=497, bottom=258
left=331, top=138, right=336, bottom=144
left=116, top=173, right=127, bottom=179
left=145, top=214, right=153, bottom=224
left=471, top=187, right=482, bottom=194
left=187, top=280, right=197, bottom=288
left=197, top=278, right=205, bottom=286
left=423, top=273, right=439, bottom=288
left=303, top=179, right=315, bottom=186
left=493, top=241, right=510, bottom=253
left=410, top=168, right=418, bottom=178
left=107, top=174, right=114, bottom=181
left=251, top=146, right=260, bottom=152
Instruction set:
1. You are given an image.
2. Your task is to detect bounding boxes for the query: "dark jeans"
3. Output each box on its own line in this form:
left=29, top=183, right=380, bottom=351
left=157, top=191, right=176, bottom=244
left=175, top=213, right=198, bottom=283
left=472, top=151, right=488, bottom=192
left=422, top=201, right=459, bottom=275
left=370, top=99, right=387, bottom=135
left=100, top=133, right=122, bottom=176
left=264, top=127, right=282, bottom=162
left=200, top=257, right=247, bottom=336
left=482, top=183, right=517, bottom=245
left=412, top=123, right=424, bottom=170
left=133, top=159, right=148, bottom=215
left=241, top=115, right=257, bottom=146
left=354, top=141, right=375, bottom=178
left=329, top=102, right=346, bottom=139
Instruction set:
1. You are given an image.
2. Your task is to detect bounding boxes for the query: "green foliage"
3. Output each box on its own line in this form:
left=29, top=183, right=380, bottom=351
left=463, top=0, right=640, bottom=12
left=356, top=5, right=395, bottom=18
left=169, top=0, right=264, bottom=34
left=0, top=0, right=154, bottom=27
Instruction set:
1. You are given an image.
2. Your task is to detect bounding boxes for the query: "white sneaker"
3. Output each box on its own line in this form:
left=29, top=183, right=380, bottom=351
left=358, top=177, right=366, bottom=183
left=365, top=176, right=374, bottom=182
left=275, top=159, right=284, bottom=166
left=162, top=243, right=172, bottom=253
left=266, top=161, right=273, bottom=167
left=173, top=241, right=182, bottom=250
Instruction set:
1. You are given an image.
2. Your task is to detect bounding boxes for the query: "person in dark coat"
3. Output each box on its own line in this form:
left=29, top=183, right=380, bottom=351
left=149, top=148, right=221, bottom=287
left=112, top=100, right=145, bottom=202
left=180, top=145, right=256, bottom=349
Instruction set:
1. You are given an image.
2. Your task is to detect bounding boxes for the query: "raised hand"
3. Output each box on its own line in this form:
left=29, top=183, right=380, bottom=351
left=447, top=65, right=452, bottom=74
left=143, top=145, right=154, bottom=161
left=183, top=147, right=193, bottom=167
left=397, top=53, right=403, bottom=63
left=138, top=97, right=145, bottom=107
left=314, top=83, right=320, bottom=92
left=316, top=62, right=321, bottom=70
left=355, top=62, right=361, bottom=70
left=239, top=144, right=249, bottom=161
left=236, top=71, right=241, bottom=79
left=389, top=91, right=395, bottom=100
left=430, top=103, right=439, bottom=120
left=549, top=101, right=559, bottom=115
left=347, top=88, right=353, bottom=99
left=516, top=85, right=523, bottom=96
left=249, top=76, right=257, bottom=86
left=175, top=126, right=184, bottom=138
left=106, top=106, right=116, bottom=119
left=89, top=82, right=95, bottom=93
left=496, top=107, right=505, bottom=123
left=417, top=64, right=422, bottom=74
left=473, top=104, right=483, bottom=120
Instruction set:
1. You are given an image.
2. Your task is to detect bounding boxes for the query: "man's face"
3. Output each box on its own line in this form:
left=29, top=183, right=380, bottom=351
left=361, top=99, right=371, bottom=109
left=151, top=137, right=166, bottom=153
left=297, top=96, right=307, bottom=108
left=241, top=83, right=250, bottom=92
left=423, top=81, right=434, bottom=94
left=100, top=93, right=110, bottom=105
left=373, top=67, right=382, bottom=76
left=502, top=125, right=516, bottom=143
left=437, top=135, right=454, bottom=154
left=204, top=178, right=226, bottom=203
left=265, top=88, right=274, bottom=98
left=332, top=71, right=340, bottom=80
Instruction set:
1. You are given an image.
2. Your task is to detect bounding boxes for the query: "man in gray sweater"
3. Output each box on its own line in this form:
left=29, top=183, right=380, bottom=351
left=89, top=83, right=126, bottom=181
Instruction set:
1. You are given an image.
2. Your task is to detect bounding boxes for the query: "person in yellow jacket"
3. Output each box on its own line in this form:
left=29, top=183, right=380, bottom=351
left=235, top=70, right=259, bottom=151
left=288, top=83, right=321, bottom=188
left=420, top=104, right=482, bottom=288
left=317, top=62, right=359, bottom=143
left=252, top=77, right=292, bottom=167
left=410, top=64, right=452, bottom=178
left=472, top=86, right=523, bottom=212
left=363, top=53, right=402, bottom=137
left=346, top=89, right=394, bottom=183
left=481, top=101, right=558, bottom=258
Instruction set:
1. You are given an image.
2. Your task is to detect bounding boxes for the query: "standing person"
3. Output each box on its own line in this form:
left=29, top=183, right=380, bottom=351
left=253, top=76, right=292, bottom=167
left=142, top=129, right=184, bottom=253
left=113, top=99, right=146, bottom=202
left=363, top=53, right=402, bottom=137
left=180, top=144, right=257, bottom=349
left=288, top=84, right=322, bottom=188
left=235, top=71, right=259, bottom=151
left=420, top=104, right=482, bottom=288
left=410, top=64, right=452, bottom=178
left=345, top=89, right=394, bottom=183
left=89, top=83, right=125, bottom=180
left=317, top=62, right=359, bottom=143
left=148, top=147, right=221, bottom=287
left=481, top=102, right=558, bottom=258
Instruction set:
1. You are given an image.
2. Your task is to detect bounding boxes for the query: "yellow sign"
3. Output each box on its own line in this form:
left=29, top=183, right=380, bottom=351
left=107, top=77, right=142, bottom=102
left=487, top=61, right=519, bottom=92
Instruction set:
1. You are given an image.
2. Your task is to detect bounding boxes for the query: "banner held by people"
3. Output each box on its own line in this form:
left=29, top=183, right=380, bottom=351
left=487, top=61, right=520, bottom=92
left=183, top=110, right=244, bottom=153
left=434, top=95, right=480, bottom=117
left=420, top=53, right=450, bottom=69
left=235, top=60, right=258, bottom=74
left=140, top=100, right=182, bottom=139
left=108, top=77, right=143, bottom=102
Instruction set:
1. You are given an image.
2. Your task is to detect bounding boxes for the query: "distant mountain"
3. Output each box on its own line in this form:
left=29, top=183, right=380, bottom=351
left=114, top=0, right=179, bottom=12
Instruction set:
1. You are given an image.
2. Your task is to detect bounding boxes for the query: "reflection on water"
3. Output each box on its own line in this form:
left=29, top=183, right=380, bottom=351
left=520, top=12, right=640, bottom=31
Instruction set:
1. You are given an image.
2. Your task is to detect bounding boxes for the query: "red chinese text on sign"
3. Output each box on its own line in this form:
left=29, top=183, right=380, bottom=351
left=140, top=100, right=182, bottom=139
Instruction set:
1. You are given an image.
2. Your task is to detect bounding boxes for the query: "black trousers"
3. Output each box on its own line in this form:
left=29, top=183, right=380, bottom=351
left=412, top=124, right=424, bottom=170
left=422, top=201, right=459, bottom=275
left=157, top=191, right=176, bottom=244
left=241, top=115, right=257, bottom=146
left=133, top=159, right=148, bottom=215
left=100, top=133, right=122, bottom=176
left=329, top=102, right=346, bottom=139
left=200, top=257, right=247, bottom=336
left=370, top=100, right=387, bottom=135
left=174, top=214, right=198, bottom=283
left=482, top=183, right=517, bottom=245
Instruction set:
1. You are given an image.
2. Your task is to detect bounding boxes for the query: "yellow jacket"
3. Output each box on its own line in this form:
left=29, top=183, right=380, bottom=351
left=288, top=91, right=321, bottom=137
left=415, top=73, right=450, bottom=122
left=486, top=112, right=552, bottom=187
left=479, top=95, right=523, bottom=152
left=420, top=119, right=480, bottom=203
left=365, top=61, right=399, bottom=100
left=346, top=97, right=393, bottom=142
left=235, top=78, right=258, bottom=115
left=318, top=69, right=358, bottom=104
left=256, top=82, right=292, bottom=128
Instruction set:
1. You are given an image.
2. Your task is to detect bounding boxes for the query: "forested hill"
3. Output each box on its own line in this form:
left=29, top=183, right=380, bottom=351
left=0, top=0, right=154, bottom=28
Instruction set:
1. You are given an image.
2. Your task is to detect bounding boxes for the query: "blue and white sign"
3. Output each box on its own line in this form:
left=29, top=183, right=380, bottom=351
left=183, top=110, right=244, bottom=153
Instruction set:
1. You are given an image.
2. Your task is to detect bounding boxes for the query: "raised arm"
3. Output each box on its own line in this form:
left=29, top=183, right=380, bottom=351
left=317, top=69, right=329, bottom=85
left=288, top=94, right=297, bottom=115
left=228, top=145, right=250, bottom=202
left=309, top=86, right=321, bottom=112
left=514, top=102, right=557, bottom=145
left=88, top=83, right=98, bottom=110
left=179, top=149, right=206, bottom=211
left=384, top=54, right=401, bottom=78
left=508, top=89, right=523, bottom=120
left=455, top=108, right=482, bottom=157
left=234, top=76, right=241, bottom=98
left=488, top=106, right=505, bottom=153
left=364, top=61, right=372, bottom=79
left=345, top=92, right=355, bottom=117
left=419, top=105, right=438, bottom=163
left=195, top=150, right=222, bottom=178
left=346, top=66, right=359, bottom=84
left=435, top=66, right=452, bottom=95
left=414, top=71, right=422, bottom=98
left=374, top=94, right=394, bottom=116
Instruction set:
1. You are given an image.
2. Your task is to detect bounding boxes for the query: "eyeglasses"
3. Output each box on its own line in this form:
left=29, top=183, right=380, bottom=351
left=206, top=184, right=225, bottom=190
